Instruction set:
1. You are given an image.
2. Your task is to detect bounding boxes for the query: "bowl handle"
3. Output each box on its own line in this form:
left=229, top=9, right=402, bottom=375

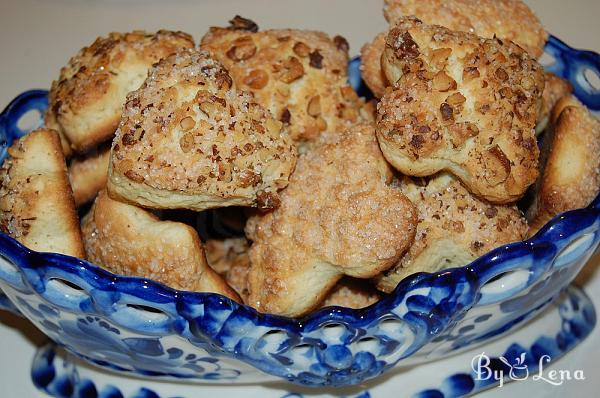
left=545, top=35, right=600, bottom=111
left=0, top=290, right=23, bottom=316
left=0, top=89, right=49, bottom=163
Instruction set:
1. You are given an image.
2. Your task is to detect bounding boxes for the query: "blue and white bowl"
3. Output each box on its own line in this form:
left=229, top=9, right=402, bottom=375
left=0, top=35, right=598, bottom=387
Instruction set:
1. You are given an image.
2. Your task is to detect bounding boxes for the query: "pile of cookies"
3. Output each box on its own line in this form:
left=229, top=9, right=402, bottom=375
left=1, top=1, right=599, bottom=317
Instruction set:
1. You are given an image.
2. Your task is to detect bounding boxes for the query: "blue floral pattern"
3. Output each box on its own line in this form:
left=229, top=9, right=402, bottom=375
left=29, top=286, right=594, bottom=398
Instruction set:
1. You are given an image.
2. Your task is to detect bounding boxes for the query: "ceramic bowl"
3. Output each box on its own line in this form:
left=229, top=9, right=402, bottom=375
left=0, top=35, right=598, bottom=387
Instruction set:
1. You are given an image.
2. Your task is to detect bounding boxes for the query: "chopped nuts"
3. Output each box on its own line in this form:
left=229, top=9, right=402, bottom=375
left=440, top=102, right=454, bottom=121
left=215, top=70, right=233, bottom=90
left=239, top=169, right=262, bottom=188
left=307, top=95, right=321, bottom=117
left=228, top=15, right=259, bottom=32
left=483, top=145, right=511, bottom=185
left=218, top=163, right=232, bottom=182
left=430, top=47, right=452, bottom=65
left=179, top=132, right=194, bottom=153
left=309, top=50, right=323, bottom=69
left=124, top=169, right=144, bottom=183
left=446, top=92, right=466, bottom=106
left=199, top=101, right=218, bottom=116
left=265, top=119, right=283, bottom=136
left=277, top=85, right=290, bottom=97
left=416, top=70, right=435, bottom=81
left=293, top=42, right=310, bottom=57
left=520, top=76, right=534, bottom=90
left=485, top=207, right=498, bottom=218
left=391, top=30, right=420, bottom=59
left=462, top=67, right=480, bottom=81
left=333, top=35, right=350, bottom=53
left=432, top=71, right=457, bottom=92
left=340, top=86, right=358, bottom=102
left=122, top=131, right=136, bottom=146
left=278, top=56, right=304, bottom=83
left=180, top=116, right=195, bottom=131
left=226, top=36, right=257, bottom=61
left=244, top=69, right=269, bottom=89
left=495, top=67, right=509, bottom=81
left=280, top=108, right=291, bottom=124
left=256, top=190, right=281, bottom=209
left=410, top=134, right=425, bottom=149
left=443, top=220, right=465, bottom=233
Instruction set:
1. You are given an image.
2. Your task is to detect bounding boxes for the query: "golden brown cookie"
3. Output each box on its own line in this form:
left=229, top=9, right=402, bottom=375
left=205, top=238, right=251, bottom=301
left=69, top=144, right=111, bottom=206
left=377, top=17, right=544, bottom=204
left=0, top=129, right=85, bottom=257
left=48, top=30, right=195, bottom=153
left=107, top=49, right=297, bottom=212
left=360, top=32, right=389, bottom=98
left=321, top=278, right=380, bottom=309
left=527, top=96, right=600, bottom=235
left=43, top=108, right=73, bottom=158
left=82, top=189, right=240, bottom=300
left=245, top=123, right=417, bottom=317
left=383, top=0, right=547, bottom=58
left=375, top=173, right=528, bottom=292
left=200, top=18, right=365, bottom=145
left=205, top=239, right=381, bottom=309
left=536, top=72, right=573, bottom=134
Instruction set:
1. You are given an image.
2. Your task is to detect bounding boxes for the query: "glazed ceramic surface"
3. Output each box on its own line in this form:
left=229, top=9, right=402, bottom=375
left=27, top=286, right=596, bottom=398
left=0, top=35, right=598, bottom=387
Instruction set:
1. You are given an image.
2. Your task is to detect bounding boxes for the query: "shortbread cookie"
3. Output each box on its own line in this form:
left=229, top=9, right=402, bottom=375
left=82, top=189, right=240, bottom=300
left=360, top=32, right=389, bottom=98
left=376, top=173, right=528, bottom=292
left=377, top=17, right=544, bottom=204
left=69, top=144, right=111, bottom=206
left=0, top=129, right=85, bottom=257
left=245, top=124, right=417, bottom=317
left=48, top=30, right=195, bottom=153
left=107, top=49, right=297, bottom=211
left=201, top=19, right=365, bottom=144
left=536, top=72, right=573, bottom=134
left=527, top=96, right=600, bottom=235
left=383, top=0, right=547, bottom=58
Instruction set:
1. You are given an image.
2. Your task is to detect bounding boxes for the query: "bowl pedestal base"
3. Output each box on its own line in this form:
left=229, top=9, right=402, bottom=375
left=31, top=284, right=596, bottom=398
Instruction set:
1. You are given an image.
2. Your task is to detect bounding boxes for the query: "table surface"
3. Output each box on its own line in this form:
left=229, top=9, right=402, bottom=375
left=0, top=0, right=599, bottom=397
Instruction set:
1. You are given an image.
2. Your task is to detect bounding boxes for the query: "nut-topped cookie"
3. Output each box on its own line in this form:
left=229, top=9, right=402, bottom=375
left=377, top=17, right=544, bottom=204
left=0, top=129, right=85, bottom=258
left=107, top=49, right=297, bottom=212
left=361, top=0, right=547, bottom=99
left=375, top=173, right=528, bottom=292
left=48, top=30, right=195, bottom=153
left=383, top=0, right=547, bottom=58
left=245, top=123, right=417, bottom=317
left=201, top=17, right=364, bottom=145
